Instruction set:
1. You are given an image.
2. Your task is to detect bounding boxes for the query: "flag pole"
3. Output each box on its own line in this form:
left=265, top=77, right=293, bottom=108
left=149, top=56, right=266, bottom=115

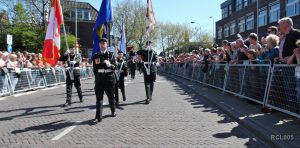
left=75, top=0, right=78, bottom=55
left=62, top=21, right=69, bottom=52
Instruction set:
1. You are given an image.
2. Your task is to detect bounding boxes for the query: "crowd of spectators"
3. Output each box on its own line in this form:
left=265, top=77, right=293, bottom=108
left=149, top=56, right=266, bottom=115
left=159, top=17, right=300, bottom=115
left=159, top=17, right=300, bottom=66
left=0, top=50, right=92, bottom=93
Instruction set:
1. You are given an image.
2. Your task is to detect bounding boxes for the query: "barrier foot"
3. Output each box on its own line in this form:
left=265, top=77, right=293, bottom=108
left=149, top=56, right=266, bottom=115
left=261, top=107, right=272, bottom=113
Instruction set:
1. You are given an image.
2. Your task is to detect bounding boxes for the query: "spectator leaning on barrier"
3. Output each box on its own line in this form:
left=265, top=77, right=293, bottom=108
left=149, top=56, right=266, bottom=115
left=236, top=39, right=249, bottom=64
left=287, top=40, right=300, bottom=65
left=261, top=26, right=279, bottom=45
left=223, top=43, right=232, bottom=63
left=7, top=54, right=20, bottom=92
left=25, top=54, right=34, bottom=68
left=247, top=49, right=259, bottom=64
left=216, top=47, right=227, bottom=63
left=259, top=34, right=279, bottom=64
left=229, top=42, right=238, bottom=63
left=278, top=17, right=300, bottom=64
left=248, top=33, right=262, bottom=52
left=268, top=26, right=279, bottom=35
left=290, top=40, right=300, bottom=113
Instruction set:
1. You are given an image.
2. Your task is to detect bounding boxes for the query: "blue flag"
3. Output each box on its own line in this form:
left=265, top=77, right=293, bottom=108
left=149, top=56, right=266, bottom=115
left=92, top=0, right=112, bottom=57
left=120, top=23, right=126, bottom=54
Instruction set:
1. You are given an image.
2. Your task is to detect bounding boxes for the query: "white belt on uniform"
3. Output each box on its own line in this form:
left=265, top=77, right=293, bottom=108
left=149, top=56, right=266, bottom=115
left=66, top=67, right=80, bottom=70
left=143, top=62, right=156, bottom=64
left=98, top=69, right=113, bottom=73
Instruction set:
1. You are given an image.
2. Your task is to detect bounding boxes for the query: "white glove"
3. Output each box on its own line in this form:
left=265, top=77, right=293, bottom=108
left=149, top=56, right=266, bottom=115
left=104, top=60, right=111, bottom=67
left=64, top=50, right=70, bottom=55
left=70, top=61, right=76, bottom=65
left=156, top=62, right=160, bottom=67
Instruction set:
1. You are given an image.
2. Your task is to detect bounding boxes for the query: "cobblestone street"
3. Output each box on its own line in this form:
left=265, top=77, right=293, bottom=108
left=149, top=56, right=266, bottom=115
left=0, top=74, right=269, bottom=147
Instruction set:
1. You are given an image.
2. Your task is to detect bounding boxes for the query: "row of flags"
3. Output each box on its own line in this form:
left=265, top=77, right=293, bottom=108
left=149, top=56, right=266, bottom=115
left=42, top=0, right=156, bottom=66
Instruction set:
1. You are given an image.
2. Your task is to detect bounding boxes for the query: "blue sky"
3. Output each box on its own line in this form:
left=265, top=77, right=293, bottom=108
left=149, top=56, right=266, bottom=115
left=84, top=0, right=225, bottom=34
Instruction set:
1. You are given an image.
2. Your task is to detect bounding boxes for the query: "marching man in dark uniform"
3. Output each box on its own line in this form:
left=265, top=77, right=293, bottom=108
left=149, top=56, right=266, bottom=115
left=128, top=50, right=136, bottom=79
left=137, top=41, right=158, bottom=104
left=59, top=45, right=83, bottom=107
left=115, top=52, right=128, bottom=106
left=91, top=38, right=117, bottom=125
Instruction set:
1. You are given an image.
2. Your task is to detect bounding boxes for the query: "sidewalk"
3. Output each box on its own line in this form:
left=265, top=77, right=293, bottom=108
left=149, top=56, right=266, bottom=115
left=160, top=72, right=300, bottom=147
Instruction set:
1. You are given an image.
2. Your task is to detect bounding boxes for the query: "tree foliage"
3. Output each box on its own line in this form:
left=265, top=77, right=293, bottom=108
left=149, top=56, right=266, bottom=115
left=60, top=33, right=76, bottom=55
left=0, top=2, right=45, bottom=52
left=112, top=0, right=157, bottom=51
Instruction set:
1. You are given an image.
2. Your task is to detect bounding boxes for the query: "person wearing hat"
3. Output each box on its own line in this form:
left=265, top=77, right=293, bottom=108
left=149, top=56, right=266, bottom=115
left=136, top=41, right=158, bottom=104
left=59, top=44, right=83, bottom=107
left=91, top=38, right=117, bottom=125
left=114, top=51, right=128, bottom=106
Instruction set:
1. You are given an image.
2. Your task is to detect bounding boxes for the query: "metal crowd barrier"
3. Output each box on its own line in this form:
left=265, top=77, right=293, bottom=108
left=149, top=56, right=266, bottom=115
left=0, top=67, right=94, bottom=97
left=159, top=63, right=300, bottom=118
left=265, top=64, right=300, bottom=117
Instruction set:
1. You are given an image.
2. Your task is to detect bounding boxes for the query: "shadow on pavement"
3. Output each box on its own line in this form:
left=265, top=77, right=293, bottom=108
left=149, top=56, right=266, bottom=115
left=159, top=73, right=269, bottom=147
left=11, top=120, right=90, bottom=134
left=0, top=105, right=63, bottom=121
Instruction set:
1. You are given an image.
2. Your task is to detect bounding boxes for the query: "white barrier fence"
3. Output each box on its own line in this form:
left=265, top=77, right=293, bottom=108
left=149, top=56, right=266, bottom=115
left=0, top=67, right=94, bottom=97
left=159, top=63, right=300, bottom=118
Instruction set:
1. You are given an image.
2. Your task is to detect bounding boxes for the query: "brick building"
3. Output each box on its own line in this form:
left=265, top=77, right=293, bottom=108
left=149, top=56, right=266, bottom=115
left=61, top=0, right=98, bottom=57
left=215, top=0, right=300, bottom=45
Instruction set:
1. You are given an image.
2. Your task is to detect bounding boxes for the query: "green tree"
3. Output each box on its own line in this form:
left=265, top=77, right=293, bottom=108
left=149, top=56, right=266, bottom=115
left=0, top=2, right=46, bottom=52
left=113, top=0, right=157, bottom=51
left=12, top=2, right=30, bottom=25
left=60, top=33, right=76, bottom=55
left=0, top=10, right=10, bottom=26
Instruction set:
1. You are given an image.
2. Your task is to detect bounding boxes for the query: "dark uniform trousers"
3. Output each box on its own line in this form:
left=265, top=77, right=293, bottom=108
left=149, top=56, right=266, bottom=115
left=137, top=49, right=158, bottom=101
left=66, top=69, right=83, bottom=103
left=129, top=61, right=136, bottom=79
left=93, top=50, right=117, bottom=120
left=94, top=72, right=116, bottom=120
left=143, top=68, right=156, bottom=100
left=59, top=53, right=82, bottom=104
left=115, top=74, right=126, bottom=103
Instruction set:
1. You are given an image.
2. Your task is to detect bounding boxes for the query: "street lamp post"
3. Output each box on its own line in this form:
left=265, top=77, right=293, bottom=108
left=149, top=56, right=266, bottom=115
left=209, top=16, right=215, bottom=44
left=190, top=21, right=202, bottom=41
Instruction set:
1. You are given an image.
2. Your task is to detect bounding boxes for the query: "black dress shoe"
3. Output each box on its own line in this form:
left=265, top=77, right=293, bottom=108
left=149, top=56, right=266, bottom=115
left=145, top=99, right=150, bottom=104
left=62, top=102, right=71, bottom=107
left=111, top=112, right=117, bottom=117
left=90, top=118, right=102, bottom=125
left=123, top=97, right=126, bottom=101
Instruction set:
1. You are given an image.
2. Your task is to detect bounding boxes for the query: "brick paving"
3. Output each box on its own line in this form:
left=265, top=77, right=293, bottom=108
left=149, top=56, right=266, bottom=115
left=0, top=74, right=268, bottom=147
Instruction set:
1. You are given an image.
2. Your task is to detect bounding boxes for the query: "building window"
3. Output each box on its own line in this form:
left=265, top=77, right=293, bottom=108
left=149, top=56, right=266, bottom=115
left=246, top=13, right=254, bottom=30
left=84, top=11, right=90, bottom=20
left=258, top=8, right=267, bottom=27
left=238, top=17, right=245, bottom=33
left=71, top=9, right=91, bottom=20
left=217, top=27, right=223, bottom=39
left=244, top=0, right=248, bottom=7
left=286, top=0, right=299, bottom=17
left=236, top=0, right=243, bottom=11
left=224, top=25, right=229, bottom=37
left=222, top=7, right=228, bottom=18
left=228, top=4, right=232, bottom=15
left=269, top=2, right=280, bottom=23
left=230, top=21, right=236, bottom=35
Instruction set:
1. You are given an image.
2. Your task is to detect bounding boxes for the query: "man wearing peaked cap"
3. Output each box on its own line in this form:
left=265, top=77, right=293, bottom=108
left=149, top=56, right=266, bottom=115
left=91, top=37, right=117, bottom=125
left=136, top=41, right=158, bottom=104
